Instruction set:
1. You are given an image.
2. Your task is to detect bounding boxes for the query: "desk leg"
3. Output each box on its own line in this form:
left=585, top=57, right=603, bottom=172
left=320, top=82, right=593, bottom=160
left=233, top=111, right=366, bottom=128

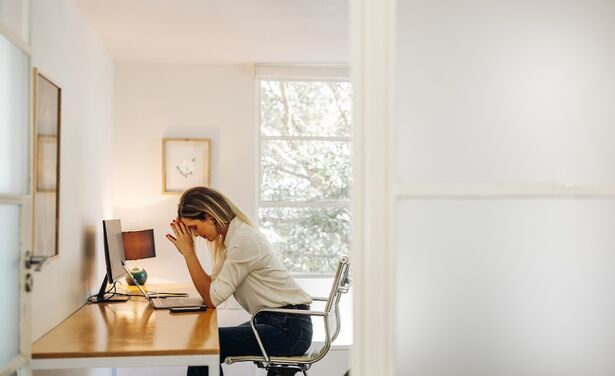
left=209, top=363, right=219, bottom=376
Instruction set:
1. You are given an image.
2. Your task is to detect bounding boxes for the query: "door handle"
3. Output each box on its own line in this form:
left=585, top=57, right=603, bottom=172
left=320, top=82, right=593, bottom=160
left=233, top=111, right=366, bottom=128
left=25, top=251, right=50, bottom=272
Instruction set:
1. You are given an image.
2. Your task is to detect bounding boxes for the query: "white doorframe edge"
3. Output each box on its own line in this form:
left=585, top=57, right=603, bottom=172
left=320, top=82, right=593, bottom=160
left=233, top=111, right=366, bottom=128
left=351, top=0, right=397, bottom=374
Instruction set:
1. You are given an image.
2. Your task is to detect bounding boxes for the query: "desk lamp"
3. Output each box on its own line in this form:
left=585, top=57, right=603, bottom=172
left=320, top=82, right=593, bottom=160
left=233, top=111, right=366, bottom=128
left=122, top=229, right=156, bottom=285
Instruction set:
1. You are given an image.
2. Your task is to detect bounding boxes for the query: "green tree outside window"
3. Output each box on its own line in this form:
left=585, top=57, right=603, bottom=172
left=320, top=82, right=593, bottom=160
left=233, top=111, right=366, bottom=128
left=259, top=80, right=352, bottom=274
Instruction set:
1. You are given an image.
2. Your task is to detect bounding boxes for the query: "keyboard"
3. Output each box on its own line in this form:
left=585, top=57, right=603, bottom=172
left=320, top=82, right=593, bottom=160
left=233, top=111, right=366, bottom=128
left=150, top=296, right=205, bottom=309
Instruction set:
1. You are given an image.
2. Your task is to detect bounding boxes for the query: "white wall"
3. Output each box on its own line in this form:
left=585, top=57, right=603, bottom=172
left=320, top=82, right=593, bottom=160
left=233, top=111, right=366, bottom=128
left=30, top=0, right=114, bottom=344
left=393, top=1, right=615, bottom=375
left=113, top=63, right=257, bottom=283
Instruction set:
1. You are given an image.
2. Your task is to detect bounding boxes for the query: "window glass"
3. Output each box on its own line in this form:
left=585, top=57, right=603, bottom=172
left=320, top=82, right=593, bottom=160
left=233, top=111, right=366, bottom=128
left=261, top=140, right=351, bottom=202
left=261, top=80, right=352, bottom=137
left=0, top=204, right=21, bottom=368
left=259, top=207, right=351, bottom=274
left=259, top=78, right=352, bottom=274
left=0, top=33, right=29, bottom=195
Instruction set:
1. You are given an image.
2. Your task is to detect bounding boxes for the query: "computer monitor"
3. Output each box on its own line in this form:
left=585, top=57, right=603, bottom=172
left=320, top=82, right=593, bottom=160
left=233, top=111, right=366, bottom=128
left=94, top=219, right=130, bottom=302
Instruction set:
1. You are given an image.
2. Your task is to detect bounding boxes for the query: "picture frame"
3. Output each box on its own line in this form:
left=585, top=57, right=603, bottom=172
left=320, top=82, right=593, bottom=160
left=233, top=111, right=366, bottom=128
left=162, top=138, right=211, bottom=194
left=33, top=68, right=62, bottom=259
left=36, top=135, right=58, bottom=192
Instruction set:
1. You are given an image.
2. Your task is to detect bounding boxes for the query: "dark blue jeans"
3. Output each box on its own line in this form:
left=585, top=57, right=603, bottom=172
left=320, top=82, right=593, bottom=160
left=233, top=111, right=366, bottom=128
left=187, top=309, right=313, bottom=376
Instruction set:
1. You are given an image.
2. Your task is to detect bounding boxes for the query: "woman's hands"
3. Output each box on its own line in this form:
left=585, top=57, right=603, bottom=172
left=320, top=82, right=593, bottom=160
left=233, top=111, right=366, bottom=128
left=166, top=219, right=196, bottom=258
left=166, top=219, right=214, bottom=307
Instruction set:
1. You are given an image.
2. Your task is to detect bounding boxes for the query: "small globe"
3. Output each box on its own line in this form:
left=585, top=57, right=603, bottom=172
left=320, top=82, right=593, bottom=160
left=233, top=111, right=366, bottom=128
left=126, top=266, right=148, bottom=285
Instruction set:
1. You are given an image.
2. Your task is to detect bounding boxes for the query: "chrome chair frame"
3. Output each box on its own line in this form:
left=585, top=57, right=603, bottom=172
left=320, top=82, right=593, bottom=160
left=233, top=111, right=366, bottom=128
left=225, top=255, right=351, bottom=376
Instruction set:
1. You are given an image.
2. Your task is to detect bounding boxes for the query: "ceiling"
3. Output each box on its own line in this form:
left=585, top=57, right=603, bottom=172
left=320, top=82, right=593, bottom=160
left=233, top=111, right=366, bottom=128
left=74, top=0, right=349, bottom=64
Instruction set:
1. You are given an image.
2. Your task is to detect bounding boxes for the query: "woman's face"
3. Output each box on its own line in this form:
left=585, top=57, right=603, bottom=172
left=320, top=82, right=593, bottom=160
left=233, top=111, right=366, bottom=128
left=180, top=217, right=219, bottom=242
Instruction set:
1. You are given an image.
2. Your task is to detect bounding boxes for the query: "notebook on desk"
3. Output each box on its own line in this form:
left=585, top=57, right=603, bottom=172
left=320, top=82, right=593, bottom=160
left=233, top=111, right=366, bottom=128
left=123, top=263, right=205, bottom=309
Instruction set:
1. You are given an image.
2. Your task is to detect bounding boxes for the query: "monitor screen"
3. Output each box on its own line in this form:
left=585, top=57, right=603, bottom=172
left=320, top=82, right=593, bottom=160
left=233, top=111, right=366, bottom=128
left=103, top=219, right=127, bottom=283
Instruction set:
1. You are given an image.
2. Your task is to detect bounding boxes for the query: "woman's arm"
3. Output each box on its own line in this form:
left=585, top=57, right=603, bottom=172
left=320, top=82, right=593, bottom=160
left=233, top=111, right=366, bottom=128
left=182, top=253, right=215, bottom=307
left=166, top=220, right=216, bottom=307
left=208, top=235, right=259, bottom=305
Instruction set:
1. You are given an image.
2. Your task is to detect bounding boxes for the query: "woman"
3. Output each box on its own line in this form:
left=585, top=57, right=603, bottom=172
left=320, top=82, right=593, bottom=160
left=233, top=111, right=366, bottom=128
left=166, top=186, right=313, bottom=376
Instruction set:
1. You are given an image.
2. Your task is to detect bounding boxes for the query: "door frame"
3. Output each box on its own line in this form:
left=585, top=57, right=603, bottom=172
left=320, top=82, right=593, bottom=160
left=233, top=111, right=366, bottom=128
left=350, top=0, right=397, bottom=375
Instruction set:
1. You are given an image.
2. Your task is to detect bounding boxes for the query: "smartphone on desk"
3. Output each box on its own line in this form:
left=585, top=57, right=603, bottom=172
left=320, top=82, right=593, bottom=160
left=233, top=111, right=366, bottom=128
left=169, top=305, right=208, bottom=313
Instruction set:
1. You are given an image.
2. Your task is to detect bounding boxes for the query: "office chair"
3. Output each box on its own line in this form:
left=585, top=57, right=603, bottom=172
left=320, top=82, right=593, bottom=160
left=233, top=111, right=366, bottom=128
left=225, top=255, right=352, bottom=376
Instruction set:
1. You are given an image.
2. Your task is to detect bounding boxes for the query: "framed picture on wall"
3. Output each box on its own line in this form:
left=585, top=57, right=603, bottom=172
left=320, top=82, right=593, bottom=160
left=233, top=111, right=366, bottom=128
left=33, top=68, right=62, bottom=259
left=36, top=135, right=58, bottom=192
left=162, top=138, right=211, bottom=194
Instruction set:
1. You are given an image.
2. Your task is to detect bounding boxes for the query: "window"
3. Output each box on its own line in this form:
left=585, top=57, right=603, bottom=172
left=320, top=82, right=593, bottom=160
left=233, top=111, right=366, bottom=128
left=257, top=71, right=352, bottom=274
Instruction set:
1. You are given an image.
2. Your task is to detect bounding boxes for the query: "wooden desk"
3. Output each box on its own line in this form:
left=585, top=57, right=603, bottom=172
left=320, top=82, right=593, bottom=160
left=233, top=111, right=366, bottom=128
left=32, top=290, right=220, bottom=375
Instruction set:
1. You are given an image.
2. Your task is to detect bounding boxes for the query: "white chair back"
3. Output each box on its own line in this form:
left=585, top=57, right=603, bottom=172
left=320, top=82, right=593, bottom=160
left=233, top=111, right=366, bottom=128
left=317, top=255, right=351, bottom=357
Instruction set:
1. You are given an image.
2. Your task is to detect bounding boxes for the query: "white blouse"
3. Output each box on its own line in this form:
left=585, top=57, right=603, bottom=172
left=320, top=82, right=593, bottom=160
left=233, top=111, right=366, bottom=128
left=209, top=217, right=313, bottom=314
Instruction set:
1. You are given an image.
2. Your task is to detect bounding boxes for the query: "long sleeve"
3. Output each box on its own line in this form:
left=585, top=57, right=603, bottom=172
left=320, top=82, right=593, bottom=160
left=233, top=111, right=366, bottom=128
left=209, top=234, right=259, bottom=306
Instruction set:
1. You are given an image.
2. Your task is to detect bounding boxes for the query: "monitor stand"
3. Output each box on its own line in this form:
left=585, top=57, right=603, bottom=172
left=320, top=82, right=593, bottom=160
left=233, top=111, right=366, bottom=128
left=93, top=273, right=130, bottom=303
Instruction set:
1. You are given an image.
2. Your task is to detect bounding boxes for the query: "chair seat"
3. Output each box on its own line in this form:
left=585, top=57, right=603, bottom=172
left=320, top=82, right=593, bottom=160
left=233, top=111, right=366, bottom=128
left=225, top=342, right=325, bottom=365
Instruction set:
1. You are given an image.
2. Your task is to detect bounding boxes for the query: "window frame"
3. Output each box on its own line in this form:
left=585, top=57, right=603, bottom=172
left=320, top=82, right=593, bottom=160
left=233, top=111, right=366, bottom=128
left=255, top=69, right=351, bottom=278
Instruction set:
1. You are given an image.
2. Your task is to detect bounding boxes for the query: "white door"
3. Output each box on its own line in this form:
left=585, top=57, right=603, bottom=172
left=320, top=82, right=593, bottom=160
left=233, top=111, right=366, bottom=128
left=0, top=1, right=33, bottom=375
left=0, top=202, right=31, bottom=376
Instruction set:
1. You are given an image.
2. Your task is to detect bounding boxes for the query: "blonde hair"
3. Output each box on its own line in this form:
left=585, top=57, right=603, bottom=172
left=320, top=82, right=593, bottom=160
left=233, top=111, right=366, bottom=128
left=177, top=186, right=253, bottom=276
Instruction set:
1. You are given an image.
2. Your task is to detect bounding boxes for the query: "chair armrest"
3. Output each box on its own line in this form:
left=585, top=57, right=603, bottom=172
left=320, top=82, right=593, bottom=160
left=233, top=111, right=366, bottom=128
left=249, top=307, right=328, bottom=362
left=312, top=297, right=328, bottom=302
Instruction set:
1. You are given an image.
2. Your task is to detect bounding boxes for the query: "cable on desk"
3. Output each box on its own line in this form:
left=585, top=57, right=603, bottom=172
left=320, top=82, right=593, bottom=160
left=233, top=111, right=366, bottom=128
left=86, top=281, right=128, bottom=303
left=111, top=279, right=146, bottom=297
